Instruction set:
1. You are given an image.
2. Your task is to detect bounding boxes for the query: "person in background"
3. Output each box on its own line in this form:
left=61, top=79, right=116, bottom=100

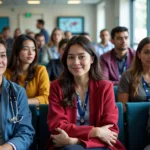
left=35, top=33, right=47, bottom=64
left=118, top=37, right=150, bottom=110
left=36, top=19, right=49, bottom=44
left=4, top=34, right=50, bottom=105
left=42, top=27, right=64, bottom=65
left=96, top=29, right=114, bottom=57
left=2, top=27, right=13, bottom=57
left=25, top=29, right=31, bottom=35
left=46, top=39, right=69, bottom=81
left=27, top=31, right=35, bottom=39
left=47, top=36, right=125, bottom=150
left=80, top=32, right=92, bottom=41
left=100, top=26, right=135, bottom=85
left=64, top=31, right=72, bottom=40
left=13, top=28, right=21, bottom=40
left=0, top=40, right=35, bottom=150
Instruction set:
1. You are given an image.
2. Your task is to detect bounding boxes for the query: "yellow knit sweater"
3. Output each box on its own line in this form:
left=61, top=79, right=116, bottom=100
left=4, top=65, right=50, bottom=104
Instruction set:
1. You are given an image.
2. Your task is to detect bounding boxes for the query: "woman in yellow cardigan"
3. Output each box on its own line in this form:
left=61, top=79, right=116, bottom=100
left=4, top=34, right=50, bottom=105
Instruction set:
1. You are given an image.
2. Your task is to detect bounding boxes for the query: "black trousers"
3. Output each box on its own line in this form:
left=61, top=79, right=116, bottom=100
left=54, top=144, right=109, bottom=150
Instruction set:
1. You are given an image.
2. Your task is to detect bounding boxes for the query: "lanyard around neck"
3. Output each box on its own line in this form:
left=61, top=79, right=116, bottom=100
left=142, top=77, right=150, bottom=101
left=118, top=60, right=127, bottom=78
left=76, top=90, right=89, bottom=125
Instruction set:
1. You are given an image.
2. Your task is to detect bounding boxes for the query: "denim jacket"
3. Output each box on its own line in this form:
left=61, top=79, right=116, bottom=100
left=1, top=76, right=35, bottom=149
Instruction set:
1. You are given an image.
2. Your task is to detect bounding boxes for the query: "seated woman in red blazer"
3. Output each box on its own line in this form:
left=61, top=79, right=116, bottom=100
left=47, top=36, right=125, bottom=150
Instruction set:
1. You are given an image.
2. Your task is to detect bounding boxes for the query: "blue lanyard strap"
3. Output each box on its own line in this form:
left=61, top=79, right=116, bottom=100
left=76, top=90, right=89, bottom=125
left=118, top=60, right=127, bottom=78
left=142, top=77, right=150, bottom=101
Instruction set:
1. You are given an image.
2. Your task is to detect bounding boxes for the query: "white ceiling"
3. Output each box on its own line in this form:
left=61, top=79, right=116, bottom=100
left=2, top=0, right=101, bottom=5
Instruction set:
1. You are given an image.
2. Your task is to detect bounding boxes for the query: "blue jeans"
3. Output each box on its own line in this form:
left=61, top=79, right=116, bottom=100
left=55, top=144, right=109, bottom=150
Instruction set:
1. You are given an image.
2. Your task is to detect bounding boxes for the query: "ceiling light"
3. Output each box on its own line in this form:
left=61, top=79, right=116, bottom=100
left=27, top=1, right=41, bottom=4
left=68, top=0, right=81, bottom=4
left=0, top=1, right=3, bottom=4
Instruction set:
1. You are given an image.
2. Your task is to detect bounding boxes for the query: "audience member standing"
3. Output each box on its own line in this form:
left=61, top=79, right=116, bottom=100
left=36, top=19, right=49, bottom=44
left=100, top=26, right=135, bottom=85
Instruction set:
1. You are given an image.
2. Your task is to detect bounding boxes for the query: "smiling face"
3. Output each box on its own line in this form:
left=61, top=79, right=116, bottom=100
left=19, top=40, right=36, bottom=65
left=0, top=44, right=7, bottom=76
left=67, top=44, right=93, bottom=78
left=138, top=44, right=150, bottom=69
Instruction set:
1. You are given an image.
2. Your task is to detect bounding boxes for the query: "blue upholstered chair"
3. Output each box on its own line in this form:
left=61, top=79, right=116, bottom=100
left=114, top=86, right=118, bottom=101
left=39, top=105, right=50, bottom=150
left=29, top=105, right=38, bottom=150
left=126, top=102, right=150, bottom=150
left=116, top=102, right=124, bottom=145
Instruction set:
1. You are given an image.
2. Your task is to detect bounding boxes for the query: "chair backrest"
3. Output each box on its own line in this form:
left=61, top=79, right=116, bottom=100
left=29, top=105, right=38, bottom=150
left=39, top=104, right=50, bottom=150
left=126, top=102, right=150, bottom=150
left=116, top=102, right=124, bottom=145
left=114, top=86, right=118, bottom=101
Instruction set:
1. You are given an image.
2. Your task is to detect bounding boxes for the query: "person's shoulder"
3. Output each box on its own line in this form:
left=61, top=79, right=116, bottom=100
left=101, top=49, right=113, bottom=57
left=4, top=68, right=12, bottom=79
left=100, top=49, right=113, bottom=61
left=97, top=79, right=112, bottom=87
left=128, top=47, right=136, bottom=54
left=36, top=65, right=46, bottom=71
left=51, top=79, right=59, bottom=86
left=91, top=79, right=113, bottom=89
left=50, top=79, right=61, bottom=90
left=5, top=78, right=25, bottom=94
left=35, top=65, right=47, bottom=77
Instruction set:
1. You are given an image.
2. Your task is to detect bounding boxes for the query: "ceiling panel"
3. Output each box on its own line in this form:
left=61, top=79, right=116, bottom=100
left=1, top=0, right=101, bottom=5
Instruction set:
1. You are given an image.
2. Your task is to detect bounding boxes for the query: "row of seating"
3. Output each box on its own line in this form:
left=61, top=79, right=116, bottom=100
left=29, top=102, right=150, bottom=150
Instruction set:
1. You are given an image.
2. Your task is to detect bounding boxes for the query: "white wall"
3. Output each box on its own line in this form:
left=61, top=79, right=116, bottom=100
left=96, top=0, right=130, bottom=42
left=0, top=4, right=97, bottom=42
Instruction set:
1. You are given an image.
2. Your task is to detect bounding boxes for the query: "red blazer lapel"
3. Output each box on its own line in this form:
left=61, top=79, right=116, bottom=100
left=89, top=79, right=99, bottom=126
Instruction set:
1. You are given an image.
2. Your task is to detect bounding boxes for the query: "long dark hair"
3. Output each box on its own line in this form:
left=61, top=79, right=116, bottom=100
left=8, top=34, right=38, bottom=82
left=59, top=36, right=103, bottom=107
left=130, top=37, right=150, bottom=96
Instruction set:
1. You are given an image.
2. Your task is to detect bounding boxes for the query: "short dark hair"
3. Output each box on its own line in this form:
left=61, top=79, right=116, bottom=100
left=111, top=26, right=128, bottom=39
left=58, top=39, right=69, bottom=49
left=80, top=32, right=89, bottom=36
left=35, top=33, right=44, bottom=40
left=2, top=27, right=10, bottom=32
left=100, top=29, right=109, bottom=35
left=37, top=19, right=45, bottom=25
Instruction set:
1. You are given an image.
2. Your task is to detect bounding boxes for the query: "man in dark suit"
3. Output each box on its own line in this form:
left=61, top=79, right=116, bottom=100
left=36, top=19, right=49, bottom=44
left=100, top=26, right=135, bottom=85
